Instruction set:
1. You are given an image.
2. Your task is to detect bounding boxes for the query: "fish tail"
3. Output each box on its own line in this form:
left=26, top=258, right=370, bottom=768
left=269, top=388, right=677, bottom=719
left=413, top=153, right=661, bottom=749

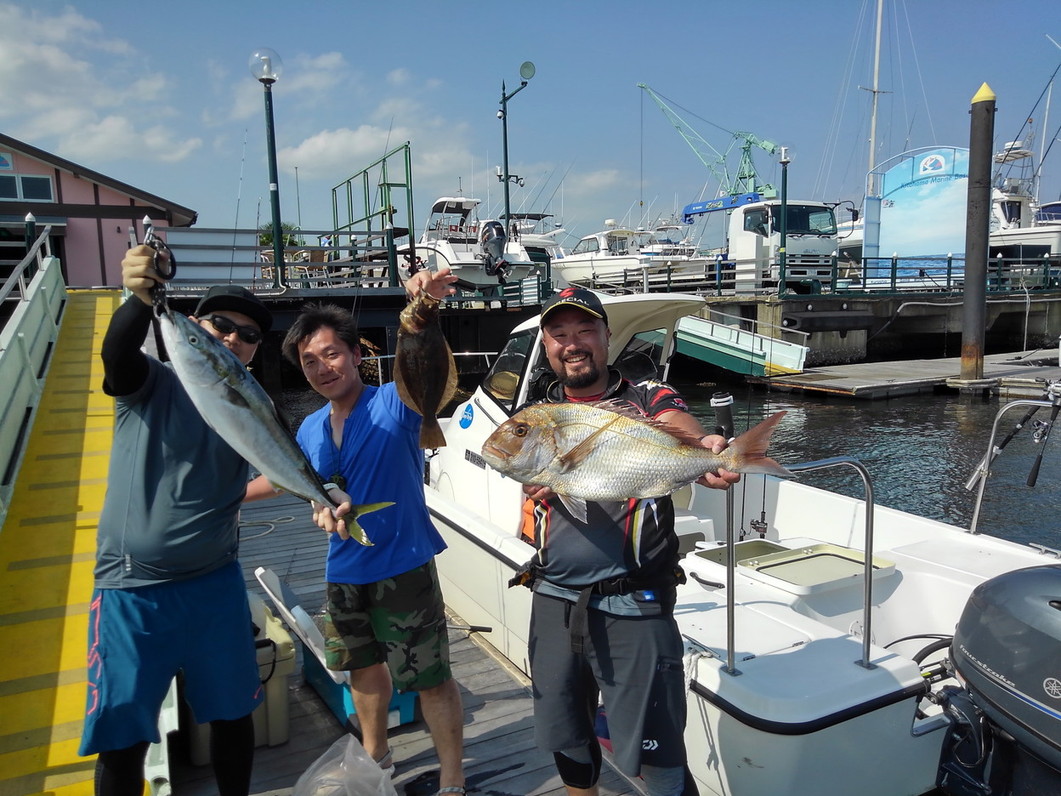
left=725, top=411, right=793, bottom=478
left=419, top=418, right=448, bottom=449
left=343, top=501, right=395, bottom=546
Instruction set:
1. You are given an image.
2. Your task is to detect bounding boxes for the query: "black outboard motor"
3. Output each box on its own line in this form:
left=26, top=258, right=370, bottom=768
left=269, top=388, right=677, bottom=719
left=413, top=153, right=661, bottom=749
left=480, top=220, right=508, bottom=283
left=937, top=564, right=1061, bottom=795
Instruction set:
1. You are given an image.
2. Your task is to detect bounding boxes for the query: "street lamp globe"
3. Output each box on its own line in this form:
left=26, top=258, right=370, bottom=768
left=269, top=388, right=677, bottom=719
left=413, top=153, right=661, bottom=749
left=249, top=48, right=283, bottom=84
left=250, top=48, right=285, bottom=287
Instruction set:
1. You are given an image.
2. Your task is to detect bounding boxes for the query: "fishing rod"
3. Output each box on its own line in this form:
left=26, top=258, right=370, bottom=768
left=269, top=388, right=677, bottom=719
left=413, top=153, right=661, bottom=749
left=964, top=380, right=1061, bottom=490
left=1027, top=386, right=1061, bottom=486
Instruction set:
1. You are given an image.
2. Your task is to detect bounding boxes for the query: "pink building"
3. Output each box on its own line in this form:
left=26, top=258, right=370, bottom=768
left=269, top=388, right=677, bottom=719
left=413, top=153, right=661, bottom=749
left=0, top=133, right=196, bottom=288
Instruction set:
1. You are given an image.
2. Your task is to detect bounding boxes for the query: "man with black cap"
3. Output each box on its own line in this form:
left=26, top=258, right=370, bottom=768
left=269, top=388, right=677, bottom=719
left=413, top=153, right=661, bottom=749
left=79, top=246, right=272, bottom=796
left=518, top=287, right=739, bottom=796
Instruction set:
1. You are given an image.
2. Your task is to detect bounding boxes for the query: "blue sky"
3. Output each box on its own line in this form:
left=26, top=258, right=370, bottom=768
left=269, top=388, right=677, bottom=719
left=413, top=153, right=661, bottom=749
left=3, top=0, right=1059, bottom=246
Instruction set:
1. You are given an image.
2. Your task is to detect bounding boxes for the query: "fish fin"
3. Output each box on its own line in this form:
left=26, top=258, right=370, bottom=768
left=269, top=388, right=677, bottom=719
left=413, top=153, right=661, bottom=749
left=419, top=417, right=448, bottom=449
left=342, top=501, right=395, bottom=546
left=557, top=494, right=588, bottom=524
left=724, top=411, right=793, bottom=477
left=591, top=399, right=703, bottom=445
left=440, top=347, right=458, bottom=408
left=394, top=369, right=414, bottom=412
left=556, top=415, right=622, bottom=471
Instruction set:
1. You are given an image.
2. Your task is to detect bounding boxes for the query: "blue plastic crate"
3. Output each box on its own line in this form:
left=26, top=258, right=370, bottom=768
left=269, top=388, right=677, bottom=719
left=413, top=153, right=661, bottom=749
left=301, top=641, right=419, bottom=729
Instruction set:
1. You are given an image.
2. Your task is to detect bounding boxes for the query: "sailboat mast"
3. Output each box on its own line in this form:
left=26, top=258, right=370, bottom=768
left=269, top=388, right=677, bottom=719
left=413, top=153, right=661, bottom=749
left=867, top=0, right=884, bottom=194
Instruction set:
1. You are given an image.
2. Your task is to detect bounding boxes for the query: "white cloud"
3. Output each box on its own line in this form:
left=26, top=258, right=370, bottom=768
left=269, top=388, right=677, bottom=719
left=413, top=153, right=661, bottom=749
left=59, top=116, right=202, bottom=164
left=0, top=3, right=200, bottom=164
left=278, top=126, right=411, bottom=180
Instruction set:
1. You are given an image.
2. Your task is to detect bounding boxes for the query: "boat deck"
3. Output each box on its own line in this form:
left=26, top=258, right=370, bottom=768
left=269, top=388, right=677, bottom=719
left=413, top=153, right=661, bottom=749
left=0, top=290, right=638, bottom=796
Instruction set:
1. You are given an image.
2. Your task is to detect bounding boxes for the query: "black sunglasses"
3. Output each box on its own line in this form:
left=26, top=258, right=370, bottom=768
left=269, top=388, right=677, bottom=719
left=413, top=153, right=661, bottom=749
left=203, top=314, right=262, bottom=344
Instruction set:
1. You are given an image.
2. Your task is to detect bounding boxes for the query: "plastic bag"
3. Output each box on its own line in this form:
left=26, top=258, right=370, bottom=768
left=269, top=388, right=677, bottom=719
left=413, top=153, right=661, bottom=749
left=292, top=734, right=398, bottom=796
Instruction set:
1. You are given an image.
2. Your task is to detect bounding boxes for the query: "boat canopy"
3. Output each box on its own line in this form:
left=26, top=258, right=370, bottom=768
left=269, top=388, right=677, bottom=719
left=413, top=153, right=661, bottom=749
left=429, top=197, right=480, bottom=215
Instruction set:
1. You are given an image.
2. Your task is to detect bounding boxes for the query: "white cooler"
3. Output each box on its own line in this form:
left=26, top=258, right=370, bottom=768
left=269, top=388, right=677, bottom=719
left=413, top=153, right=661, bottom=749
left=184, top=593, right=296, bottom=766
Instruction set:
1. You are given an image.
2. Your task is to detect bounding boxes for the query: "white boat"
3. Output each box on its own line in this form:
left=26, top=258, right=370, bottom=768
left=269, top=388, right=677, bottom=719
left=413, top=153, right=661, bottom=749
left=505, top=211, right=568, bottom=271
left=990, top=135, right=1061, bottom=264
left=403, top=196, right=538, bottom=288
left=553, top=219, right=710, bottom=286
left=425, top=290, right=1061, bottom=795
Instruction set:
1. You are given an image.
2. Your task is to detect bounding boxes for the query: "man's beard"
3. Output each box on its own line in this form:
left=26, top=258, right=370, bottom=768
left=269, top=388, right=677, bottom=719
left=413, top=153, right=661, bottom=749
left=556, top=353, right=602, bottom=389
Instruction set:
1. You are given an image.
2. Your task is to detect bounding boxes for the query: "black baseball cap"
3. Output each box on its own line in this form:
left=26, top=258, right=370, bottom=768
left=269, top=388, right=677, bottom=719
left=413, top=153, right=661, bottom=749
left=195, top=285, right=272, bottom=333
left=539, top=287, right=608, bottom=326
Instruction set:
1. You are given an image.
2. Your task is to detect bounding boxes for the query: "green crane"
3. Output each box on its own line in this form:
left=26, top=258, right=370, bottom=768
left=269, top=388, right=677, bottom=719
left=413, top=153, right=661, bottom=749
left=638, top=83, right=781, bottom=198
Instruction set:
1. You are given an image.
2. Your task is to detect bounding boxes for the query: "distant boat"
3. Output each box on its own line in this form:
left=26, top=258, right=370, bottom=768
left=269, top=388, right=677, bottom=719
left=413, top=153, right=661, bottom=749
left=553, top=218, right=709, bottom=286
left=401, top=196, right=538, bottom=287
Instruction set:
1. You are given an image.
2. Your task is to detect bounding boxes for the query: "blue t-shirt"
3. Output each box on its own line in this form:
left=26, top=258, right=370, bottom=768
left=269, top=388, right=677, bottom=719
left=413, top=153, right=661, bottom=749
left=296, top=382, right=446, bottom=585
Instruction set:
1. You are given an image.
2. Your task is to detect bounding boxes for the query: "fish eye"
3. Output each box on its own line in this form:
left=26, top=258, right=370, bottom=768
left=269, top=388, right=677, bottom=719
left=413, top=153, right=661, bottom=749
left=513, top=424, right=528, bottom=438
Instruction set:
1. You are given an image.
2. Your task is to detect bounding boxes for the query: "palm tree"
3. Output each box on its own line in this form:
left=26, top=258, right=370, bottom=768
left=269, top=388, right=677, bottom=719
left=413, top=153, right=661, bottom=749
left=259, top=222, right=303, bottom=248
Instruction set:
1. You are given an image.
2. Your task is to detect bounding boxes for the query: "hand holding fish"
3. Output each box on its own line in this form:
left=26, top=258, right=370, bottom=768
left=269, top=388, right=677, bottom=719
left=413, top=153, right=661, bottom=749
left=695, top=433, right=742, bottom=489
left=312, top=485, right=354, bottom=541
left=122, top=244, right=169, bottom=306
left=404, top=264, right=458, bottom=301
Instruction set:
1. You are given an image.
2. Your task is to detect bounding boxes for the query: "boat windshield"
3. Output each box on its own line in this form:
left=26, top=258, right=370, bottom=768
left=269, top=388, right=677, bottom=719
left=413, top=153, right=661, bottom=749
left=772, top=205, right=837, bottom=236
left=613, top=329, right=667, bottom=382
left=482, top=329, right=538, bottom=411
left=571, top=237, right=600, bottom=255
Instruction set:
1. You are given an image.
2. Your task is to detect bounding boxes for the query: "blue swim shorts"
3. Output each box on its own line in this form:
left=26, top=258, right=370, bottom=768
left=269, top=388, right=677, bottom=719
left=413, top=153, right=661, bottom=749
left=79, top=560, right=263, bottom=756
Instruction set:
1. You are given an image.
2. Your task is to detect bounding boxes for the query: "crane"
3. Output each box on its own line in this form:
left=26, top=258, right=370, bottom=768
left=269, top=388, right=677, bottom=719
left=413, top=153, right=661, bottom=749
left=638, top=83, right=781, bottom=198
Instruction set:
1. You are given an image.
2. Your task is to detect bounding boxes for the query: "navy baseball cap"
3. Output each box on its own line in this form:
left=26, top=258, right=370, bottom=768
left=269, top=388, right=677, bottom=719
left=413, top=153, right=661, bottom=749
left=195, top=285, right=272, bottom=333
left=539, top=287, right=608, bottom=326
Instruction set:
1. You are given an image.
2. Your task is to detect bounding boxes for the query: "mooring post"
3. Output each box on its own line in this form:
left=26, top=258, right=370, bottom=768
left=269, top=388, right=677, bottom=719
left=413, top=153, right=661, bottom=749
left=960, top=83, right=995, bottom=383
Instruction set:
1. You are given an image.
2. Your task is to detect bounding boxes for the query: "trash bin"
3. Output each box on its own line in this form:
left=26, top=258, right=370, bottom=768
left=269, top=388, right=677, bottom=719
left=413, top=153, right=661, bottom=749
left=184, top=594, right=296, bottom=766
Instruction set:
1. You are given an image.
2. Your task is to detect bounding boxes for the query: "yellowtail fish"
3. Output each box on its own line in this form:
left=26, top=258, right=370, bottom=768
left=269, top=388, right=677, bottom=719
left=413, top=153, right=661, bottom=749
left=481, top=402, right=791, bottom=522
left=156, top=305, right=391, bottom=545
left=394, top=292, right=457, bottom=448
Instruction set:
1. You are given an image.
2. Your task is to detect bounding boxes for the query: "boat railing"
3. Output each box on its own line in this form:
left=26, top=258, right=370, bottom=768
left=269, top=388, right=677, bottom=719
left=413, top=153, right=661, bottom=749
left=361, top=351, right=497, bottom=390
left=786, top=457, right=877, bottom=670
left=143, top=225, right=548, bottom=307
left=0, top=222, right=67, bottom=529
left=701, top=306, right=810, bottom=347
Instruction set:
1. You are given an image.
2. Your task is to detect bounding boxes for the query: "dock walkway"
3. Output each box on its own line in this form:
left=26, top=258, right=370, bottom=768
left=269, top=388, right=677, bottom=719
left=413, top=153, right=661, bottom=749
left=0, top=290, right=638, bottom=796
left=757, top=349, right=1061, bottom=399
left=173, top=494, right=638, bottom=796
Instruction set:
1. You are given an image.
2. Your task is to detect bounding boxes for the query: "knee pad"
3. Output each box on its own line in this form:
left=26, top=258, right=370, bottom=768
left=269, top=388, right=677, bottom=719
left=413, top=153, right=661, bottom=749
left=554, top=741, right=602, bottom=789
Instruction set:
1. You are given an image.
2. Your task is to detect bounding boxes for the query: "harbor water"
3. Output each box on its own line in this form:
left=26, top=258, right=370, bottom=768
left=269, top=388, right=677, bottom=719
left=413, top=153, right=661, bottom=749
left=278, top=378, right=1061, bottom=554
left=675, top=377, right=1061, bottom=551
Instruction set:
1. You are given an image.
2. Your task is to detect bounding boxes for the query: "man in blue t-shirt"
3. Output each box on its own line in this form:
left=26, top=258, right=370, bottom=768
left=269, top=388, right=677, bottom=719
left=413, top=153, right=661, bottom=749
left=246, top=265, right=465, bottom=795
left=82, top=248, right=273, bottom=796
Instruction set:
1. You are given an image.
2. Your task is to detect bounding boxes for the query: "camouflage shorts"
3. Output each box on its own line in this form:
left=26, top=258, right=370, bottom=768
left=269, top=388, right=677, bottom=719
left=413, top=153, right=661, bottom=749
left=323, top=560, right=452, bottom=692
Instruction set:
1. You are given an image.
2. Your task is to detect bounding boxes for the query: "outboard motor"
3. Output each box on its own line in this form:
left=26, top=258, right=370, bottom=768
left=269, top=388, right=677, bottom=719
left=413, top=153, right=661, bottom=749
left=937, top=564, right=1061, bottom=795
left=480, top=220, right=508, bottom=283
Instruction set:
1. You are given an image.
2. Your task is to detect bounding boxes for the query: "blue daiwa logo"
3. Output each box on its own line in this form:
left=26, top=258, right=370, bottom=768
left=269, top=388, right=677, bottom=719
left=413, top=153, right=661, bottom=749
left=459, top=404, right=474, bottom=429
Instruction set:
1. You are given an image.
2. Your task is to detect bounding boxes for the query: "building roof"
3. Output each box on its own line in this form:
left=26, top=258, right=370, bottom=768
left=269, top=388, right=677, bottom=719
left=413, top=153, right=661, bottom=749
left=0, top=132, right=197, bottom=227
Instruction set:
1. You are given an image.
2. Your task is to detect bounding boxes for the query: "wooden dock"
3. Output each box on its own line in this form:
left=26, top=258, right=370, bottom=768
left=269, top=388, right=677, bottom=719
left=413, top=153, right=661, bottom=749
left=170, top=493, right=642, bottom=796
left=753, top=349, right=1061, bottom=399
left=0, top=291, right=637, bottom=796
